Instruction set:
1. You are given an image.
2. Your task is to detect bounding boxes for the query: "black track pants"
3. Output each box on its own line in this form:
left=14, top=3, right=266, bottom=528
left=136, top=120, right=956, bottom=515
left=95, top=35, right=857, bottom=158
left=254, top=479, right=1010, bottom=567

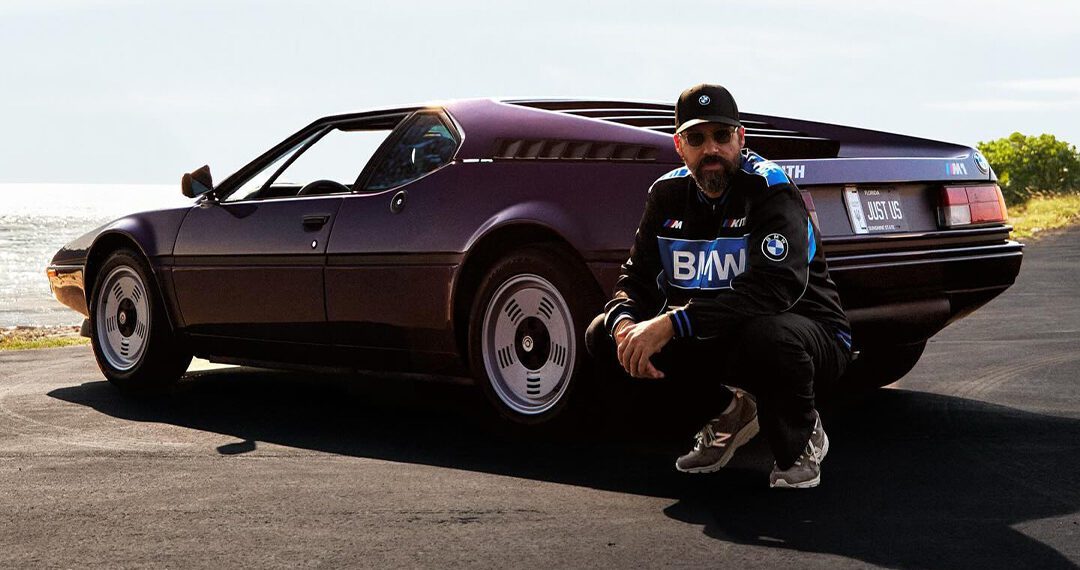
left=586, top=312, right=852, bottom=470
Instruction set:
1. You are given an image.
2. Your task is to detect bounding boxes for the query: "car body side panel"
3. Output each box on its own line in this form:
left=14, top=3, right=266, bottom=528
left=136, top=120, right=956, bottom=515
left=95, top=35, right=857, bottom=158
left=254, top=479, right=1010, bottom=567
left=172, top=196, right=344, bottom=343
left=324, top=182, right=462, bottom=356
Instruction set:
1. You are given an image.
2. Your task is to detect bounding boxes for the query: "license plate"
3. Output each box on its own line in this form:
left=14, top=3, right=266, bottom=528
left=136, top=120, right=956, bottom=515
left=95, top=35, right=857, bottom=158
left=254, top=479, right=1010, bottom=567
left=844, top=186, right=909, bottom=234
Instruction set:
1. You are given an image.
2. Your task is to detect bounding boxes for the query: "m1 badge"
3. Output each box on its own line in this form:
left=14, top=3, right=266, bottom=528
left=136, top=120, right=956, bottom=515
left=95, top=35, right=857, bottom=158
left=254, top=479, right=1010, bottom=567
left=762, top=233, right=788, bottom=262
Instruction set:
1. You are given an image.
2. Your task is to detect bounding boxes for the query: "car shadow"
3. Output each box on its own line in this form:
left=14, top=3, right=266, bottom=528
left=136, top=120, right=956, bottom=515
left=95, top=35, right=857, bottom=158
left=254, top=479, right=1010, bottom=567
left=48, top=368, right=1079, bottom=569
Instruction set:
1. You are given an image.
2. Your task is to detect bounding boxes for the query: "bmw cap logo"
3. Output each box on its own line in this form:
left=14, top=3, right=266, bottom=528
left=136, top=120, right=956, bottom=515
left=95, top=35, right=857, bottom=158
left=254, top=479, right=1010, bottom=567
left=762, top=233, right=788, bottom=261
left=698, top=95, right=711, bottom=106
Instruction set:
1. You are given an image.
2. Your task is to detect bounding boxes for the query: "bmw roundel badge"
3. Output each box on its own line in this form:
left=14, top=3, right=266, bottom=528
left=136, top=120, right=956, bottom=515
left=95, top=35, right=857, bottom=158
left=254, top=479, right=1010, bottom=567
left=762, top=233, right=788, bottom=261
left=973, top=151, right=990, bottom=174
left=698, top=95, right=711, bottom=106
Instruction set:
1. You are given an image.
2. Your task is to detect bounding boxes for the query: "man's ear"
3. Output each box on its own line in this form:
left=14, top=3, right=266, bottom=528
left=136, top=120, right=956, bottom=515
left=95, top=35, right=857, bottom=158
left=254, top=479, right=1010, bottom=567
left=673, top=133, right=684, bottom=160
left=737, top=126, right=746, bottom=149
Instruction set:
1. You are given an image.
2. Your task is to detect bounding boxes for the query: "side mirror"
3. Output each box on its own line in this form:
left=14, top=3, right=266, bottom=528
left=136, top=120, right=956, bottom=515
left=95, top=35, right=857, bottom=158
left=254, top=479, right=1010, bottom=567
left=181, top=165, right=214, bottom=199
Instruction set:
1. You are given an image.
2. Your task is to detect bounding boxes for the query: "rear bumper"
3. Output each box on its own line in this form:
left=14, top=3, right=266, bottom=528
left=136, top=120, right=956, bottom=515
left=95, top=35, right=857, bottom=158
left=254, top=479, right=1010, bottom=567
left=828, top=239, right=1023, bottom=347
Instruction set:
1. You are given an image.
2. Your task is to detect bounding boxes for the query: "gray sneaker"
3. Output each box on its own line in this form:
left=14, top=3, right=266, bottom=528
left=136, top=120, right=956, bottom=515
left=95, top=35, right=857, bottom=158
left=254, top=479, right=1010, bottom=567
left=769, top=411, right=829, bottom=489
left=675, top=389, right=759, bottom=473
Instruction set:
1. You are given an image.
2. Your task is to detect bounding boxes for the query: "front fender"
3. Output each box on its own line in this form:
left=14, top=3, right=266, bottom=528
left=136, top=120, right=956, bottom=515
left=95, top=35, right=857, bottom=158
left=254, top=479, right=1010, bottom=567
left=49, top=207, right=192, bottom=327
left=93, top=207, right=192, bottom=260
left=50, top=207, right=192, bottom=266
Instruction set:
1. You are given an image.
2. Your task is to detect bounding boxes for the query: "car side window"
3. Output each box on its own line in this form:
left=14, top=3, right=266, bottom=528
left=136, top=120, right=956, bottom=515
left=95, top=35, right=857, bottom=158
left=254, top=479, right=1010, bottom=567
left=223, top=127, right=392, bottom=202
left=363, top=114, right=459, bottom=192
left=269, top=127, right=392, bottom=196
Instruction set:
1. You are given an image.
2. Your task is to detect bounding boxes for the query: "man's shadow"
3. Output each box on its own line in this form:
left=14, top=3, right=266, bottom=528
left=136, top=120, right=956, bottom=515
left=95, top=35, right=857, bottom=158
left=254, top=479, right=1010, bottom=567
left=49, top=369, right=1080, bottom=569
left=664, top=388, right=1080, bottom=568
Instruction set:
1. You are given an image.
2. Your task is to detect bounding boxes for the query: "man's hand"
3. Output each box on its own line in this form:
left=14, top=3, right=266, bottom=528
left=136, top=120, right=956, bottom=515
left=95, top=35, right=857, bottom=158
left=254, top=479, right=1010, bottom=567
left=616, top=314, right=675, bottom=379
left=613, top=318, right=634, bottom=345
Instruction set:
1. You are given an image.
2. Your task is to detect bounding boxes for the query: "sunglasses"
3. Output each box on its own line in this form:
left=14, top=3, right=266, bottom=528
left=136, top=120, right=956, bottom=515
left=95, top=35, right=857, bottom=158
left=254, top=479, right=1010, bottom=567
left=680, top=127, right=737, bottom=147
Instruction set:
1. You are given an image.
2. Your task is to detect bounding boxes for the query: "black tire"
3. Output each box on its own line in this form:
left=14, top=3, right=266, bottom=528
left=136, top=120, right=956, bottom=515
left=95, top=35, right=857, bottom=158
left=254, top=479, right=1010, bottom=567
left=841, top=340, right=927, bottom=390
left=88, top=248, right=192, bottom=393
left=467, top=244, right=602, bottom=428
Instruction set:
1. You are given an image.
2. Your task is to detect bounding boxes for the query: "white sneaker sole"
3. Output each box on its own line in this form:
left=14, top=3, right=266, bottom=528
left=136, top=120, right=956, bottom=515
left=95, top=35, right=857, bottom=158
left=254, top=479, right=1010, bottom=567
left=675, top=415, right=760, bottom=473
left=770, top=474, right=821, bottom=489
left=770, top=426, right=830, bottom=489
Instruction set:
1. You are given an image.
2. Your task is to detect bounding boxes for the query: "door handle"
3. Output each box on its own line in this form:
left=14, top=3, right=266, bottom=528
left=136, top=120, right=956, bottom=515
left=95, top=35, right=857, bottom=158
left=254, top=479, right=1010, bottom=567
left=302, top=214, right=331, bottom=229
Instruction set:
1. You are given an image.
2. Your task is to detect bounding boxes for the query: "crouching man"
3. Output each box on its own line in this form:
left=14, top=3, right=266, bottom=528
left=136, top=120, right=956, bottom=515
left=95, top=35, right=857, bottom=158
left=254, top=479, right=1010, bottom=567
left=586, top=84, right=853, bottom=488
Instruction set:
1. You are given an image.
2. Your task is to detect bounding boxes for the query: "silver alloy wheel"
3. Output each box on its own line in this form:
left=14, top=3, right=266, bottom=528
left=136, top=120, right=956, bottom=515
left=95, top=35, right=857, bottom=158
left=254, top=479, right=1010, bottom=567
left=95, top=265, right=151, bottom=371
left=481, top=274, right=576, bottom=416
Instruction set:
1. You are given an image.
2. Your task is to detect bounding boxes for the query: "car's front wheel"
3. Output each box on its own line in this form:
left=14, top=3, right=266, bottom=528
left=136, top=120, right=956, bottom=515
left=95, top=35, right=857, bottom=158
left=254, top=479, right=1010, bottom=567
left=468, top=245, right=601, bottom=427
left=89, top=248, right=192, bottom=393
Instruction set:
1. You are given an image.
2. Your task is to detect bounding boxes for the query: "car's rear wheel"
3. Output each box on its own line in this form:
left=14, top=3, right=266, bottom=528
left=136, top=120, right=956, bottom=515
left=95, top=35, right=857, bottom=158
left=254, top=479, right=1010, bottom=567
left=89, top=248, right=192, bottom=393
left=468, top=245, right=601, bottom=428
left=842, top=340, right=927, bottom=390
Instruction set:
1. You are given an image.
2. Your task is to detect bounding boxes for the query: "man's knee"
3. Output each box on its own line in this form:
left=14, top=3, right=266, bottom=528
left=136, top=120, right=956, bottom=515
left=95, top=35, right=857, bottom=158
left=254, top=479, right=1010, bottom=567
left=585, top=313, right=612, bottom=358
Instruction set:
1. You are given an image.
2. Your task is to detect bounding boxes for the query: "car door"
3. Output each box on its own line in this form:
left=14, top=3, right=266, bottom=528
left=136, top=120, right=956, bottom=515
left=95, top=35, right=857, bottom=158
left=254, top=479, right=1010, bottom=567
left=172, top=195, right=343, bottom=344
left=172, top=122, right=397, bottom=345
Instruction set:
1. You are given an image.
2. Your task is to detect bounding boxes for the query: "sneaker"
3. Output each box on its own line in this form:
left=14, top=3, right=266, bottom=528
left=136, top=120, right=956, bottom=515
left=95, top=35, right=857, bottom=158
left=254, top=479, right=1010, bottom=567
left=675, top=389, right=759, bottom=473
left=769, top=411, right=829, bottom=489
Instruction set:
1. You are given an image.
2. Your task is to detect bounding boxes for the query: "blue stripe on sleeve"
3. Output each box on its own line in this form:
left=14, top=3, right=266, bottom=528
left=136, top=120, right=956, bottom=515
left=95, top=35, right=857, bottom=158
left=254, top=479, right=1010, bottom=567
left=834, top=328, right=852, bottom=349
left=678, top=309, right=693, bottom=337
left=668, top=312, right=685, bottom=337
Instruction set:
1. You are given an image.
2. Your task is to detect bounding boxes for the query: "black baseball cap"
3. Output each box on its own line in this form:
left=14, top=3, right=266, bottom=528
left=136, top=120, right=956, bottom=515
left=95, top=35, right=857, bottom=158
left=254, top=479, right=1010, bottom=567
left=675, top=84, right=741, bottom=134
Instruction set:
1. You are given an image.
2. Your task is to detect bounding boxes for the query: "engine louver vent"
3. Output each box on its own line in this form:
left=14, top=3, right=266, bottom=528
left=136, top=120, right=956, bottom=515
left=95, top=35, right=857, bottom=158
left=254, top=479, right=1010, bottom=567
left=505, top=99, right=840, bottom=159
left=493, top=139, right=658, bottom=162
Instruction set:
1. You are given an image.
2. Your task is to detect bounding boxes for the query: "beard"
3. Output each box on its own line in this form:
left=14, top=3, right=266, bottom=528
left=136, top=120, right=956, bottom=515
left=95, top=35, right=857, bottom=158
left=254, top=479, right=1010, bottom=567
left=691, top=154, right=735, bottom=195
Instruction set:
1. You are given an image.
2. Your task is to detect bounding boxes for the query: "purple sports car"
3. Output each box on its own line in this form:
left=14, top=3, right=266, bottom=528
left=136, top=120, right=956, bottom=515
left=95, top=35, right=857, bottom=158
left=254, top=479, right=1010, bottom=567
left=47, top=98, right=1023, bottom=425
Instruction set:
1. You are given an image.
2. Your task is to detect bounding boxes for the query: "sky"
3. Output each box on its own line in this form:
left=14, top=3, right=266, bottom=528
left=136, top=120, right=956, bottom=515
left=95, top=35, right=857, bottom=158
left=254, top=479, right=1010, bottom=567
left=2, top=0, right=1078, bottom=184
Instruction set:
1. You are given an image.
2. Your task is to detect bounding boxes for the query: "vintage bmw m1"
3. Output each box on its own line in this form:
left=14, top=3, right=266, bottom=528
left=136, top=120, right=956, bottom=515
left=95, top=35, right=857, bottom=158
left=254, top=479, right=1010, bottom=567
left=47, top=98, right=1023, bottom=425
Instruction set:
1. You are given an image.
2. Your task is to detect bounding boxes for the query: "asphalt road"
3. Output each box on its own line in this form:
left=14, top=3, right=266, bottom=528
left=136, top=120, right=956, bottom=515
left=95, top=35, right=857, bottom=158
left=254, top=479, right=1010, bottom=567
left=2, top=228, right=1079, bottom=569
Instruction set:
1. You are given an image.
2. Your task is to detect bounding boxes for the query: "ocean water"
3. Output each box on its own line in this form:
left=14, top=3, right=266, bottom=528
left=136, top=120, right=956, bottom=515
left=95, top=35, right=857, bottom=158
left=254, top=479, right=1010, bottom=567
left=0, top=184, right=190, bottom=327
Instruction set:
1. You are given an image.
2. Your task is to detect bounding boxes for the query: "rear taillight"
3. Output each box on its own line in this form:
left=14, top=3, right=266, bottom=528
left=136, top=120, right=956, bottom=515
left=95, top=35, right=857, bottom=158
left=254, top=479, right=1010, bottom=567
left=938, top=184, right=1008, bottom=228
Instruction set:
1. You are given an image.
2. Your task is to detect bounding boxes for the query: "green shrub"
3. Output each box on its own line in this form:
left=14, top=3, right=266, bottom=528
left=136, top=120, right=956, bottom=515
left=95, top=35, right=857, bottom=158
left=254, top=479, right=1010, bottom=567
left=978, top=133, right=1080, bottom=206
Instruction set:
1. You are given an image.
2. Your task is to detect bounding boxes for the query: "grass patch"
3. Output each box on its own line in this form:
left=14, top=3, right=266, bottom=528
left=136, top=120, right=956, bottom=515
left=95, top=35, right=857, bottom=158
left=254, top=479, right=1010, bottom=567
left=0, top=326, right=89, bottom=351
left=1008, top=194, right=1080, bottom=241
left=0, top=336, right=89, bottom=351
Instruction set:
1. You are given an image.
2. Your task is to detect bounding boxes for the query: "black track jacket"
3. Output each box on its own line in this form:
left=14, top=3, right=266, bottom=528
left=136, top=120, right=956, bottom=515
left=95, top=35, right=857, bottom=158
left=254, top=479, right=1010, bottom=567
left=603, top=149, right=852, bottom=349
